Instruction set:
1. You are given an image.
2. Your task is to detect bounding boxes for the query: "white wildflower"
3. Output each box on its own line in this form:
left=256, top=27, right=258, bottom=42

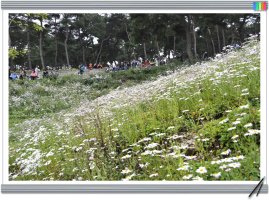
left=244, top=129, right=260, bottom=136
left=152, top=150, right=163, bottom=154
left=122, top=173, right=136, bottom=181
left=121, top=154, right=132, bottom=160
left=141, top=150, right=153, bottom=156
left=45, top=151, right=54, bottom=157
left=145, top=143, right=159, bottom=149
left=231, top=135, right=239, bottom=140
left=138, top=137, right=151, bottom=143
left=121, top=168, right=132, bottom=174
left=167, top=126, right=175, bottom=130
left=244, top=123, right=253, bottom=128
left=139, top=162, right=149, bottom=168
left=184, top=155, right=197, bottom=160
left=89, top=161, right=95, bottom=170
left=182, top=110, right=189, bottom=113
left=240, top=112, right=247, bottom=116
left=177, top=165, right=189, bottom=171
left=192, top=176, right=204, bottom=181
left=149, top=173, right=159, bottom=178
left=182, top=174, right=193, bottom=180
left=232, top=121, right=241, bottom=125
left=44, top=160, right=51, bottom=166
left=227, top=127, right=236, bottom=131
left=211, top=172, right=221, bottom=178
left=221, top=149, right=231, bottom=155
left=228, top=162, right=241, bottom=168
left=196, top=166, right=207, bottom=174
left=219, top=164, right=228, bottom=170
left=219, top=118, right=229, bottom=124
left=240, top=104, right=249, bottom=109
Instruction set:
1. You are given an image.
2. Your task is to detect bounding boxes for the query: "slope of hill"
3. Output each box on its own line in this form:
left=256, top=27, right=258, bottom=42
left=9, top=37, right=260, bottom=181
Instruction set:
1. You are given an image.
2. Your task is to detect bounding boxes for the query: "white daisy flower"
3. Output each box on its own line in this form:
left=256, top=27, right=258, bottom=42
left=192, top=176, right=204, bottom=181
left=219, top=118, right=229, bottom=124
left=121, top=168, right=132, bottom=174
left=121, top=154, right=132, bottom=160
left=244, top=123, right=253, bottom=128
left=89, top=161, right=95, bottom=170
left=182, top=174, right=193, bottom=180
left=145, top=143, right=159, bottom=149
left=177, top=165, right=189, bottom=171
left=45, top=151, right=54, bottom=157
left=228, top=162, right=241, bottom=168
left=232, top=121, right=241, bottom=125
left=182, top=110, right=189, bottom=113
left=240, top=104, right=249, bottom=109
left=167, top=126, right=175, bottom=130
left=231, top=135, right=239, bottom=140
left=227, top=127, right=236, bottom=131
left=196, top=166, right=207, bottom=174
left=149, top=173, right=159, bottom=178
left=141, top=150, right=153, bottom=156
left=221, top=149, right=231, bottom=155
left=211, top=172, right=221, bottom=178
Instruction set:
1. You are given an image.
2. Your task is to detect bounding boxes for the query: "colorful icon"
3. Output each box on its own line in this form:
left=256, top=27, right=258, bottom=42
left=253, top=2, right=267, bottom=11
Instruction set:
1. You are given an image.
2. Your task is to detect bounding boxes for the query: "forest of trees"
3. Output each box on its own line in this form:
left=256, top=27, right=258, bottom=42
left=9, top=13, right=260, bottom=69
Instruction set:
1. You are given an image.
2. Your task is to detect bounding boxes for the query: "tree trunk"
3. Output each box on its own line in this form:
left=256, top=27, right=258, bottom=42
left=82, top=45, right=86, bottom=65
left=238, top=15, right=247, bottom=43
left=95, top=36, right=110, bottom=64
left=205, top=37, right=210, bottom=56
left=185, top=15, right=194, bottom=63
left=192, top=28, right=197, bottom=58
left=64, top=31, right=70, bottom=67
left=222, top=28, right=226, bottom=47
left=125, top=23, right=135, bottom=59
left=39, top=31, right=45, bottom=69
left=208, top=28, right=216, bottom=56
left=27, top=30, right=32, bottom=69
left=173, top=35, right=176, bottom=54
left=95, top=41, right=103, bottom=64
left=156, top=40, right=160, bottom=56
left=54, top=39, right=58, bottom=67
left=231, top=32, right=235, bottom=44
left=39, top=18, right=45, bottom=69
left=191, top=16, right=198, bottom=59
left=143, top=42, right=147, bottom=60
left=216, top=25, right=221, bottom=53
left=54, top=17, right=58, bottom=68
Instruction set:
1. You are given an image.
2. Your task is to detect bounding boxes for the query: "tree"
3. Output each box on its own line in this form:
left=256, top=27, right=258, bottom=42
left=32, top=13, right=48, bottom=69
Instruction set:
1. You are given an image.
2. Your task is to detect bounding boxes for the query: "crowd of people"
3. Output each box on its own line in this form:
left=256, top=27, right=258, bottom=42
left=8, top=53, right=179, bottom=80
left=9, top=65, right=57, bottom=80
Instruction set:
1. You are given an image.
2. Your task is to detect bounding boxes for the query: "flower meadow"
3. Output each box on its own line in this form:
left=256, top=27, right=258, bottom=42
left=9, top=37, right=260, bottom=181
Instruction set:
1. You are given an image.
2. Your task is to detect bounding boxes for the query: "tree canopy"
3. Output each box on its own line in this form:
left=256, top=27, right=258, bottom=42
left=9, top=13, right=260, bottom=69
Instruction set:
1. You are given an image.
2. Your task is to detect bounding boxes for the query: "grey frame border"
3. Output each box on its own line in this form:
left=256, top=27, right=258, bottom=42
left=1, top=0, right=268, bottom=194
left=1, top=184, right=268, bottom=193
left=0, top=0, right=258, bottom=10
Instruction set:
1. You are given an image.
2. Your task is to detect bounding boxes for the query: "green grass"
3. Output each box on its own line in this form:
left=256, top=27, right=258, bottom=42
left=9, top=61, right=183, bottom=127
left=9, top=39, right=260, bottom=181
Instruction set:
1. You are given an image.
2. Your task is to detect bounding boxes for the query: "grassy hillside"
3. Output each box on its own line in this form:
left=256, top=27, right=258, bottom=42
left=9, top=37, right=260, bottom=181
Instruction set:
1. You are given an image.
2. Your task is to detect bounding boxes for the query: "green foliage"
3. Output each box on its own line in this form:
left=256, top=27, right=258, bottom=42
left=9, top=40, right=261, bottom=181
